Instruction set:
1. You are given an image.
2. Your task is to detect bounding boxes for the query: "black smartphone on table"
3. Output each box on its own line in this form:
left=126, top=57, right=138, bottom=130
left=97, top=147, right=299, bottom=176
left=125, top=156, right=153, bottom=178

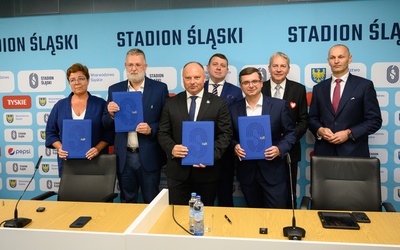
left=352, top=212, right=371, bottom=223
left=69, top=216, right=92, bottom=228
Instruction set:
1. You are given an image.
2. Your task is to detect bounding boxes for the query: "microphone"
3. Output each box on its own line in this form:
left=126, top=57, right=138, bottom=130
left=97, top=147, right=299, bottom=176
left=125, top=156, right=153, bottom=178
left=283, top=153, right=305, bottom=240
left=4, top=155, right=43, bottom=228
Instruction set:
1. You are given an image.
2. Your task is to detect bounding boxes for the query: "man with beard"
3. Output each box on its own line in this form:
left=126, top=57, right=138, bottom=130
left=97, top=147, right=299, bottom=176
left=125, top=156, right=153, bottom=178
left=103, top=48, right=169, bottom=203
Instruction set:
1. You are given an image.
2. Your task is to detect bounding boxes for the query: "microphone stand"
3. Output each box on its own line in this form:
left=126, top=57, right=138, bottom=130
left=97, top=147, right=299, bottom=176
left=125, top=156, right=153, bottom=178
left=283, top=153, right=305, bottom=240
left=4, top=155, right=43, bottom=228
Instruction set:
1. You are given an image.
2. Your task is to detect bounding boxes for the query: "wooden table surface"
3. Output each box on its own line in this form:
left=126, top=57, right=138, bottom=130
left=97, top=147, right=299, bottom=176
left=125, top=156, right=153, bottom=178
left=149, top=205, right=400, bottom=245
left=0, top=199, right=146, bottom=233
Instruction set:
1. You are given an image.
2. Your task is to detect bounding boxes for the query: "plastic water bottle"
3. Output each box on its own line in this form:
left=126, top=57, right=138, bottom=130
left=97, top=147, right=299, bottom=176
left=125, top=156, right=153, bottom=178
left=193, top=195, right=204, bottom=236
left=188, top=192, right=197, bottom=233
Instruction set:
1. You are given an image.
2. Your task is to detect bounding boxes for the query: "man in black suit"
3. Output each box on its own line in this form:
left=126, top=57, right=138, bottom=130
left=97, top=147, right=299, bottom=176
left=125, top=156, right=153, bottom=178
left=205, top=53, right=243, bottom=207
left=158, top=61, right=233, bottom=206
left=261, top=52, right=309, bottom=208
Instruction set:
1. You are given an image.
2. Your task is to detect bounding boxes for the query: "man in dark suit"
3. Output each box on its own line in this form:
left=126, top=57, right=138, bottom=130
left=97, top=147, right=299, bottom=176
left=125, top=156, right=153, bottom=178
left=204, top=53, right=243, bottom=207
left=261, top=52, right=308, bottom=209
left=158, top=61, right=232, bottom=206
left=309, top=44, right=382, bottom=157
left=103, top=48, right=169, bottom=203
left=230, top=67, right=296, bottom=208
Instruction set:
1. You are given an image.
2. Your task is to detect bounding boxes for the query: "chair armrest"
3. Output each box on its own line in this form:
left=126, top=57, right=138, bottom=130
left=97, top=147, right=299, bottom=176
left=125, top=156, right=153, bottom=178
left=382, top=202, right=396, bottom=212
left=31, top=191, right=57, bottom=200
left=300, top=196, right=311, bottom=210
left=100, top=193, right=118, bottom=202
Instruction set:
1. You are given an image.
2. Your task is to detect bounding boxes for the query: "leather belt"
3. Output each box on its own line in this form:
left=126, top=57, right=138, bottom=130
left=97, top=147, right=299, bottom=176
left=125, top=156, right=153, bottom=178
left=127, top=147, right=139, bottom=153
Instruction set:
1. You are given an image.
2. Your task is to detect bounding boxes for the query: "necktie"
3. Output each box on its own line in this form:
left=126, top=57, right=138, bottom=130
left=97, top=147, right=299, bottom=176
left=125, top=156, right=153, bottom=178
left=188, top=96, right=197, bottom=121
left=274, top=85, right=282, bottom=99
left=212, top=84, right=219, bottom=95
left=332, top=78, right=341, bottom=113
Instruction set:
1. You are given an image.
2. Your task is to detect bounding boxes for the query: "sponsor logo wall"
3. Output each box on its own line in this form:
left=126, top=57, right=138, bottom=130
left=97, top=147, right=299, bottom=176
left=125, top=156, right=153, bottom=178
left=1, top=0, right=399, bottom=209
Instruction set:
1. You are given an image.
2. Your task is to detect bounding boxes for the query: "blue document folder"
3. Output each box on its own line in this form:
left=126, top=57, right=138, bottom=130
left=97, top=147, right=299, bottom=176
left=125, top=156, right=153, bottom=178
left=182, top=121, right=214, bottom=166
left=238, top=115, right=272, bottom=160
left=62, top=119, right=92, bottom=159
left=113, top=91, right=144, bottom=132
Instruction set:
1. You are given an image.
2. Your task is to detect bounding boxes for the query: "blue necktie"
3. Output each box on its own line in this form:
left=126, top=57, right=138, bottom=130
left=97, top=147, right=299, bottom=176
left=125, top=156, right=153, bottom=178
left=188, top=96, right=197, bottom=121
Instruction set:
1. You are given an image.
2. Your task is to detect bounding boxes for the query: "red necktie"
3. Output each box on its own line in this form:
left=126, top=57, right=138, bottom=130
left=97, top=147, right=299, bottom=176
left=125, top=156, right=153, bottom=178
left=332, top=79, right=341, bottom=113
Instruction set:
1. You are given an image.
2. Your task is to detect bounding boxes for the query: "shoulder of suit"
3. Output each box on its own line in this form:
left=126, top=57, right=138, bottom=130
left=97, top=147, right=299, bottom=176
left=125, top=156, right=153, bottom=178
left=265, top=94, right=286, bottom=104
left=145, top=76, right=168, bottom=86
left=88, top=93, right=106, bottom=103
left=286, top=79, right=304, bottom=87
left=348, top=73, right=371, bottom=83
left=109, top=80, right=128, bottom=90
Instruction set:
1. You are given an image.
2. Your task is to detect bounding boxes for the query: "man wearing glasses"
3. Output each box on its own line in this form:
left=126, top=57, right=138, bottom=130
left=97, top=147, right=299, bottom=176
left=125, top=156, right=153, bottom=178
left=229, top=67, right=296, bottom=208
left=103, top=48, right=169, bottom=203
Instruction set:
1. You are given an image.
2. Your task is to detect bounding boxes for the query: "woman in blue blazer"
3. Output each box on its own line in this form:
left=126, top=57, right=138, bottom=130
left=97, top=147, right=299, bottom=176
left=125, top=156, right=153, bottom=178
left=45, top=63, right=113, bottom=177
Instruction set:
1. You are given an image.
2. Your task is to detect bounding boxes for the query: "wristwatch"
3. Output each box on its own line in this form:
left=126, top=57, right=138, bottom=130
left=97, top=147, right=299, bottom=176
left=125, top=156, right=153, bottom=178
left=347, top=129, right=355, bottom=141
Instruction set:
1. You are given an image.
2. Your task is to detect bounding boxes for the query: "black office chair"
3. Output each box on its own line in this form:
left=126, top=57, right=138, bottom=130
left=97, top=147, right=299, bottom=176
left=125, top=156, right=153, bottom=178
left=32, top=154, right=118, bottom=202
left=300, top=156, right=396, bottom=212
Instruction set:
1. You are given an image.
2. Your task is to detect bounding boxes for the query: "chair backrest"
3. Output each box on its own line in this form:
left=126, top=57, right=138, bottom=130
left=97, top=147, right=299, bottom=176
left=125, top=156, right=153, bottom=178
left=57, top=154, right=117, bottom=202
left=310, top=156, right=382, bottom=211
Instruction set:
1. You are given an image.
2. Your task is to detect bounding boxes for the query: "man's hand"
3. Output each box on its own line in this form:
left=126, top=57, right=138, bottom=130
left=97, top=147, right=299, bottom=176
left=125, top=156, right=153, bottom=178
left=107, top=101, right=120, bottom=118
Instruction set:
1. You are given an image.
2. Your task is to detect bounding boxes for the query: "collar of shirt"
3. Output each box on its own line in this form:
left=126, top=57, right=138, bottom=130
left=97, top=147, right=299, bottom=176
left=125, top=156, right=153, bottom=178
left=331, top=72, right=349, bottom=100
left=186, top=88, right=204, bottom=100
left=331, top=72, right=349, bottom=85
left=209, top=79, right=225, bottom=87
left=245, top=94, right=263, bottom=116
left=270, top=79, right=286, bottom=94
left=127, top=79, right=145, bottom=92
left=186, top=88, right=204, bottom=121
left=208, top=79, right=225, bottom=95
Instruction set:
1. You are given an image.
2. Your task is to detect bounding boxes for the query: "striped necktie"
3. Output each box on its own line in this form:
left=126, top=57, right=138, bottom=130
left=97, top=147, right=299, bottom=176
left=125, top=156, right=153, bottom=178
left=212, top=84, right=219, bottom=95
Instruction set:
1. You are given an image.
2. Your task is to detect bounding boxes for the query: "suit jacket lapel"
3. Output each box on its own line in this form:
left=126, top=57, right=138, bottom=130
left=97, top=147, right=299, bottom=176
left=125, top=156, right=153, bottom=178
left=282, top=79, right=291, bottom=100
left=336, top=74, right=356, bottom=114
left=237, top=99, right=247, bottom=117
left=197, top=91, right=212, bottom=120
left=323, top=78, right=335, bottom=115
left=142, top=77, right=152, bottom=108
left=262, top=95, right=271, bottom=115
left=178, top=92, right=190, bottom=121
left=263, top=80, right=272, bottom=96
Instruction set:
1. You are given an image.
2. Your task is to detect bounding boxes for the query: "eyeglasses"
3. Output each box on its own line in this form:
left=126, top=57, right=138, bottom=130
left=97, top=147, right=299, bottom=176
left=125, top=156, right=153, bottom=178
left=241, top=80, right=261, bottom=86
left=126, top=63, right=143, bottom=69
left=69, top=77, right=87, bottom=84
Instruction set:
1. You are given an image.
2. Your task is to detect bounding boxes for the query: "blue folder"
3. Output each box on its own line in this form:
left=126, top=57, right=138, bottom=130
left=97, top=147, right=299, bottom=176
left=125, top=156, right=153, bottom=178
left=113, top=91, right=144, bottom=132
left=62, top=119, right=92, bottom=159
left=238, top=115, right=272, bottom=160
left=182, top=121, right=214, bottom=166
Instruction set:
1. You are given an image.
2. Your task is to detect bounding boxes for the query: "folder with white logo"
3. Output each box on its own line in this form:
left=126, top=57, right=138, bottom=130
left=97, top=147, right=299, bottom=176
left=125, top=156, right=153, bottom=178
left=62, top=119, right=92, bottom=159
left=113, top=91, right=144, bottom=132
left=238, top=115, right=272, bottom=160
left=182, top=121, right=214, bottom=166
